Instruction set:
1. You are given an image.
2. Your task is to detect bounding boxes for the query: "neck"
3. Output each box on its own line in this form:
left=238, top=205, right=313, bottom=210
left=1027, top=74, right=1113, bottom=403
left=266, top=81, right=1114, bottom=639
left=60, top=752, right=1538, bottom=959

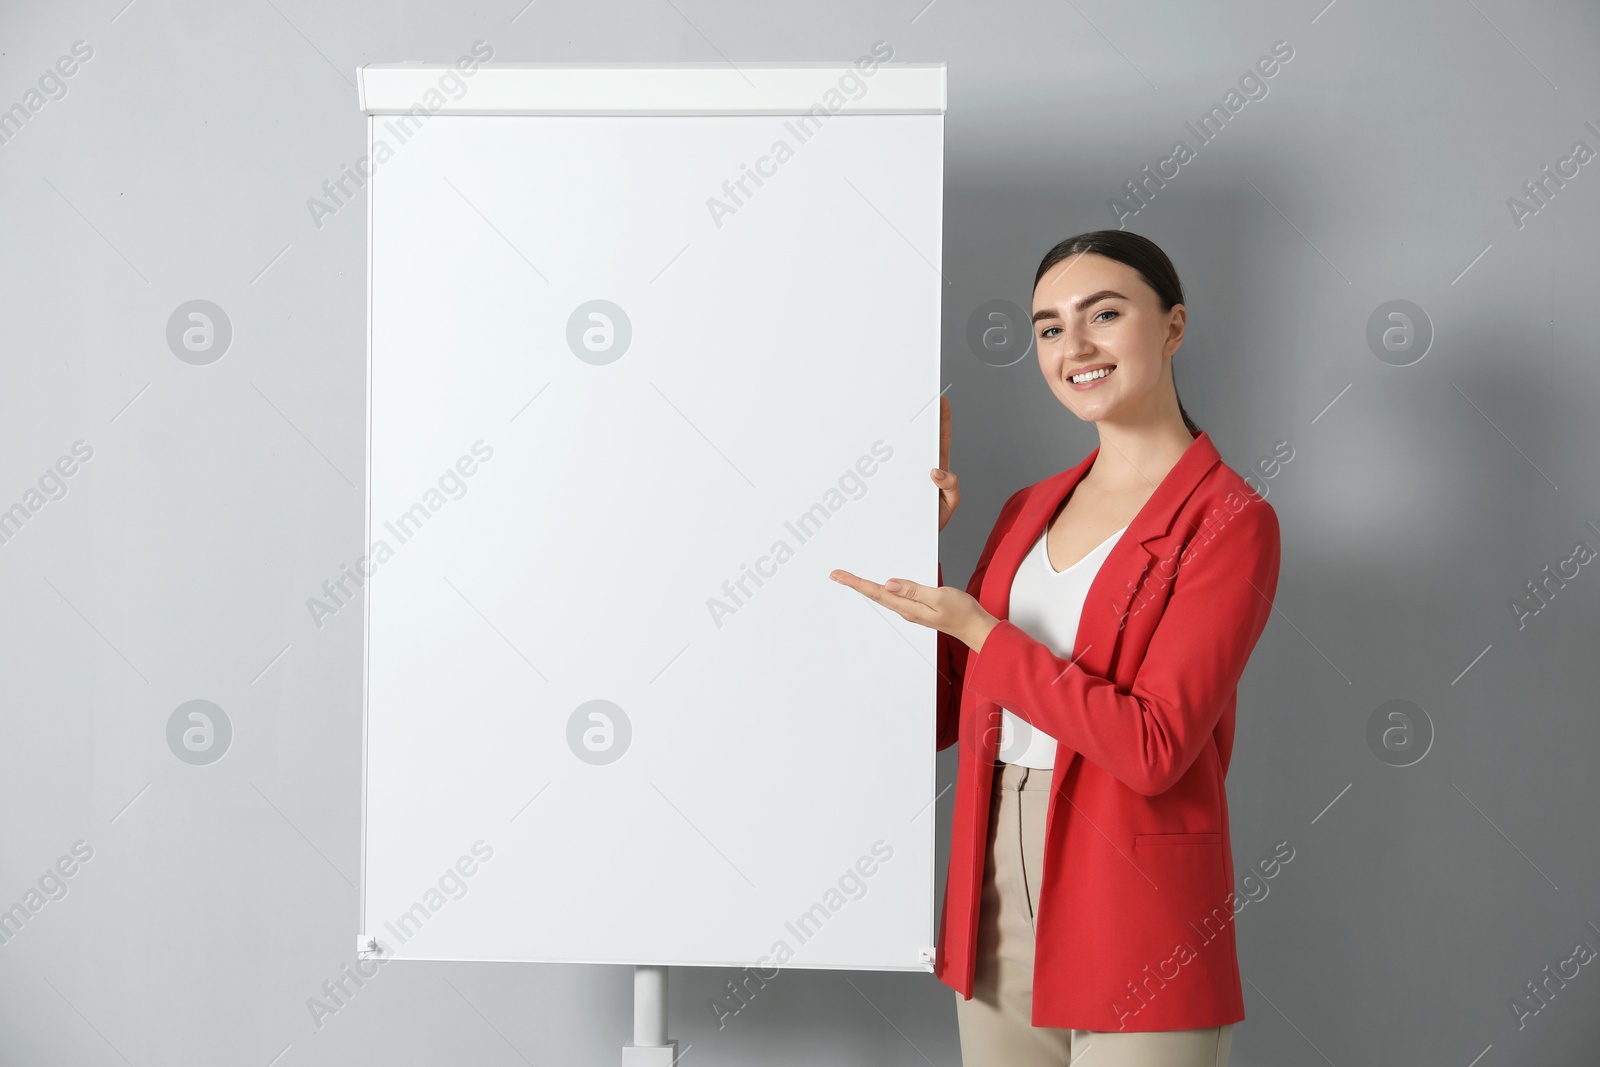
left=1086, top=417, right=1197, bottom=493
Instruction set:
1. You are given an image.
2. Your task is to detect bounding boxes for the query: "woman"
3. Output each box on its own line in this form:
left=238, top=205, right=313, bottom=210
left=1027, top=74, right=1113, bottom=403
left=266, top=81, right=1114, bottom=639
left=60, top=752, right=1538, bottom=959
left=831, top=230, right=1281, bottom=1067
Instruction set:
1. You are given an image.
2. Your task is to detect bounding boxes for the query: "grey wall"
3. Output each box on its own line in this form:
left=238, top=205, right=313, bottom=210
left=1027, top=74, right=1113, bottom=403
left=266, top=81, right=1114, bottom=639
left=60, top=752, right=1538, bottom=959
left=3, top=0, right=1598, bottom=1064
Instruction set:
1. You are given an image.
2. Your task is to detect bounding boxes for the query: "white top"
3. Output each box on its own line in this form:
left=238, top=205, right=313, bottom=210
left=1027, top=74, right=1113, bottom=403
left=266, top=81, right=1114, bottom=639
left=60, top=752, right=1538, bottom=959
left=997, top=523, right=1129, bottom=769
left=356, top=63, right=947, bottom=116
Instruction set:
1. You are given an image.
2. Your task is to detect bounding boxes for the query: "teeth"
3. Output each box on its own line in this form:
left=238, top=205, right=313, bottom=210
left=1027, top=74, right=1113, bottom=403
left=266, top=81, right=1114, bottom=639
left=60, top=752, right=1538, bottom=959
left=1071, top=367, right=1112, bottom=384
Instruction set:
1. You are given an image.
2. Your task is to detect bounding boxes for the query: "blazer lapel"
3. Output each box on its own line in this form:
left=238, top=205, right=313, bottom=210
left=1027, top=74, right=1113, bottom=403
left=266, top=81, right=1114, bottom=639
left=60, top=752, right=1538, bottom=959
left=977, top=430, right=1223, bottom=681
left=977, top=455, right=1093, bottom=622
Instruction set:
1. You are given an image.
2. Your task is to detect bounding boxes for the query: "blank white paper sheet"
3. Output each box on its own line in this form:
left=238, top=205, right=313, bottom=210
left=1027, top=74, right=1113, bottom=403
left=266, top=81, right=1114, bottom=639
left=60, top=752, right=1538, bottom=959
left=358, top=61, right=946, bottom=971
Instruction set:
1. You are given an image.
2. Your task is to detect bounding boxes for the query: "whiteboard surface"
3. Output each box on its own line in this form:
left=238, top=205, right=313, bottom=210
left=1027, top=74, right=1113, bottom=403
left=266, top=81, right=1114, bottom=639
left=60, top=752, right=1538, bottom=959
left=361, top=101, right=943, bottom=970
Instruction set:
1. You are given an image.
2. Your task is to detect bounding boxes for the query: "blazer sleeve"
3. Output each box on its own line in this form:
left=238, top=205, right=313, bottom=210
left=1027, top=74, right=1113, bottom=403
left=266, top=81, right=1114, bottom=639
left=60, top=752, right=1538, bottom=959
left=936, top=486, right=1030, bottom=752
left=962, top=496, right=1281, bottom=794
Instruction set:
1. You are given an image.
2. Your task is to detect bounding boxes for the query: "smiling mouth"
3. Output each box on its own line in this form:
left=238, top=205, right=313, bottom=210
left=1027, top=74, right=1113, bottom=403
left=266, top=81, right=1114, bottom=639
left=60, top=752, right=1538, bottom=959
left=1068, top=365, right=1116, bottom=388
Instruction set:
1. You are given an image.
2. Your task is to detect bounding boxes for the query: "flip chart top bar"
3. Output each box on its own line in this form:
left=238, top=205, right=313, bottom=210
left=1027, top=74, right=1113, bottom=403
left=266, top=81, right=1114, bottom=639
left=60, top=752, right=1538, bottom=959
left=356, top=62, right=947, bottom=116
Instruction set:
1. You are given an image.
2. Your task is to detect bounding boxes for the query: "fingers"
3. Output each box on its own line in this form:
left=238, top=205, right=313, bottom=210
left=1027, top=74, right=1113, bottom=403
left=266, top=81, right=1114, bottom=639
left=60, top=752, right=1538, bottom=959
left=828, top=570, right=938, bottom=627
left=936, top=398, right=959, bottom=533
left=939, top=395, right=951, bottom=472
left=831, top=569, right=895, bottom=601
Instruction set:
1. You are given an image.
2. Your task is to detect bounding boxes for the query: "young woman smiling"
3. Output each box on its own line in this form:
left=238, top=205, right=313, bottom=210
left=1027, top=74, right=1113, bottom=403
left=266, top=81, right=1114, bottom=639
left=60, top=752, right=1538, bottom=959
left=832, top=230, right=1281, bottom=1067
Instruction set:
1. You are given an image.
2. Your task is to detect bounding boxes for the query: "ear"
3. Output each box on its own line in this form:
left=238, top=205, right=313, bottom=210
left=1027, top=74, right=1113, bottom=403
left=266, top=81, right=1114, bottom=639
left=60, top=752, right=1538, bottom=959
left=1164, top=303, right=1186, bottom=356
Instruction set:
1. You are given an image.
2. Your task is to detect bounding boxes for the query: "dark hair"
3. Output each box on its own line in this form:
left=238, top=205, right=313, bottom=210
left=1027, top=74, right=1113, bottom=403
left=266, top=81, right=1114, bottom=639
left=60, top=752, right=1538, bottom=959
left=1032, top=230, right=1199, bottom=434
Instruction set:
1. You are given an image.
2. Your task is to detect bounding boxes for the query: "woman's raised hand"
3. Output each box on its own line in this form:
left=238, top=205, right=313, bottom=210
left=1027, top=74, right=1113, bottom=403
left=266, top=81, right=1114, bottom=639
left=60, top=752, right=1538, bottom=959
left=934, top=395, right=959, bottom=532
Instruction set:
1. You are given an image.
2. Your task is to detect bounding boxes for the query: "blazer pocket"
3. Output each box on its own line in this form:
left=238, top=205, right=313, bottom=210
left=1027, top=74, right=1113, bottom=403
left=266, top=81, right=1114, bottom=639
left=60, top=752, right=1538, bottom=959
left=1134, top=831, right=1222, bottom=847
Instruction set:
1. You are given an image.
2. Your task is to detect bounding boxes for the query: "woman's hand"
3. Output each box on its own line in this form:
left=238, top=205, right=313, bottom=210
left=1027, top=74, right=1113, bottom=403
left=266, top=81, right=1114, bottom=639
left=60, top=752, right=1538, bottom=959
left=827, top=571, right=1001, bottom=653
left=934, top=395, right=958, bottom=532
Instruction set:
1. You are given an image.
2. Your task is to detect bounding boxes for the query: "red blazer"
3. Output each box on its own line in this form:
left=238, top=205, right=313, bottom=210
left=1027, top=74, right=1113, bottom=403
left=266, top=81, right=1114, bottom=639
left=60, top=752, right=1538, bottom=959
left=933, top=429, right=1281, bottom=1032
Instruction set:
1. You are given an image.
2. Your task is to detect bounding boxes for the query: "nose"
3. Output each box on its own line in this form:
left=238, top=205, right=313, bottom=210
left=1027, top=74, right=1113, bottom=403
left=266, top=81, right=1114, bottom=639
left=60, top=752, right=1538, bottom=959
left=1060, top=329, right=1095, bottom=362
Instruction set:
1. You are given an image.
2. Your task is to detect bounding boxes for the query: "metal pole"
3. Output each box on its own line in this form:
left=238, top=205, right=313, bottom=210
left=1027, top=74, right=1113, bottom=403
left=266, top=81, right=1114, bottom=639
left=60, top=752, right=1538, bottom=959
left=634, top=965, right=667, bottom=1046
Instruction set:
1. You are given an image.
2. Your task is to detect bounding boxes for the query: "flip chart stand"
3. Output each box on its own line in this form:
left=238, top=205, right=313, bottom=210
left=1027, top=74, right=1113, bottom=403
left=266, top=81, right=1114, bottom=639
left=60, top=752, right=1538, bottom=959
left=355, top=58, right=947, bottom=1065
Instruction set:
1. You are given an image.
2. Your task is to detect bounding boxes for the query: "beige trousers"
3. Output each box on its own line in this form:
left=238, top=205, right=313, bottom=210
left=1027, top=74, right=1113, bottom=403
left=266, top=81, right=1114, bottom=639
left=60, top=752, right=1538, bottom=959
left=954, top=761, right=1234, bottom=1067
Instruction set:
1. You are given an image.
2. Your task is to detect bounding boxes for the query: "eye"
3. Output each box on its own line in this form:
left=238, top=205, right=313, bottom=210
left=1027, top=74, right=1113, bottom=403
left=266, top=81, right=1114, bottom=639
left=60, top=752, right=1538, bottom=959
left=1039, top=326, right=1061, bottom=339
left=1092, top=309, right=1118, bottom=323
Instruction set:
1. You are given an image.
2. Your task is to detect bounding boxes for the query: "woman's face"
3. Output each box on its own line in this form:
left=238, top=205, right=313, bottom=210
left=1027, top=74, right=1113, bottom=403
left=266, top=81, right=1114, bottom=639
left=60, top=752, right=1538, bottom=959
left=1031, top=252, right=1185, bottom=426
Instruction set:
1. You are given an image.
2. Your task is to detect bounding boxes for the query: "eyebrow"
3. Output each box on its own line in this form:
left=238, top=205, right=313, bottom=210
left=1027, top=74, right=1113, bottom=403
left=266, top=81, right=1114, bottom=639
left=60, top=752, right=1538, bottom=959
left=1032, top=289, right=1129, bottom=322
